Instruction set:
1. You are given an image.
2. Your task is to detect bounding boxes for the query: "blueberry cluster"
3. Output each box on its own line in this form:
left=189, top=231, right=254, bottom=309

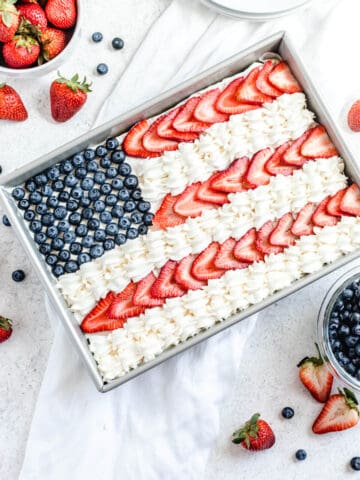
left=13, top=137, right=153, bottom=278
left=329, top=279, right=360, bottom=380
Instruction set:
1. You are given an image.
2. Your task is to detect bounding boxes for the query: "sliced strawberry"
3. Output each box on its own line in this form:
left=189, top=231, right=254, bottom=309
left=265, top=141, right=298, bottom=176
left=269, top=212, right=297, bottom=247
left=133, top=272, right=165, bottom=307
left=151, top=260, right=186, bottom=298
left=81, top=292, right=115, bottom=333
left=196, top=177, right=229, bottom=205
left=157, top=107, right=198, bottom=142
left=326, top=188, right=347, bottom=217
left=142, top=115, right=179, bottom=153
left=123, top=120, right=159, bottom=158
left=282, top=130, right=311, bottom=166
left=245, top=147, right=273, bottom=186
left=255, top=60, right=282, bottom=98
left=291, top=203, right=317, bottom=236
left=175, top=254, right=206, bottom=290
left=153, top=193, right=186, bottom=229
left=214, top=238, right=248, bottom=271
left=173, top=182, right=214, bottom=218
left=312, top=389, right=359, bottom=434
left=191, top=242, right=224, bottom=281
left=106, top=283, right=146, bottom=322
left=172, top=97, right=212, bottom=133
left=215, top=77, right=259, bottom=115
left=210, top=157, right=250, bottom=193
left=300, top=125, right=337, bottom=158
left=234, top=228, right=264, bottom=263
left=312, top=197, right=339, bottom=227
left=236, top=66, right=273, bottom=105
left=297, top=345, right=333, bottom=403
left=256, top=220, right=284, bottom=255
left=194, top=88, right=229, bottom=123
left=340, top=184, right=360, bottom=216
left=268, top=61, right=302, bottom=94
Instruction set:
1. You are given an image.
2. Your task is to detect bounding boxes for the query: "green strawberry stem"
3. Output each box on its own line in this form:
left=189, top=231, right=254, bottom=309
left=56, top=71, right=92, bottom=94
left=17, top=17, right=41, bottom=40
left=232, top=412, right=260, bottom=446
left=339, top=387, right=359, bottom=413
left=0, top=0, right=18, bottom=28
left=297, top=342, right=326, bottom=368
left=0, top=316, right=12, bottom=331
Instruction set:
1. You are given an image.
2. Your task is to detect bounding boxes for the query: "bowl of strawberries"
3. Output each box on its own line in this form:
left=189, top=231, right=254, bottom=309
left=0, top=0, right=80, bottom=77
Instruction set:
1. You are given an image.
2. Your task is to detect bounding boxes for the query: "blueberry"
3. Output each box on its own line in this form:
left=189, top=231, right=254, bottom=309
left=12, top=269, right=25, bottom=282
left=100, top=211, right=112, bottom=224
left=350, top=312, right=360, bottom=324
left=30, top=220, right=42, bottom=233
left=84, top=149, right=96, bottom=161
left=111, top=150, right=126, bottom=164
left=71, top=187, right=83, bottom=200
left=24, top=210, right=35, bottom=221
left=331, top=310, right=339, bottom=318
left=143, top=212, right=154, bottom=226
left=118, top=188, right=130, bottom=201
left=96, top=145, right=108, bottom=157
left=337, top=351, right=350, bottom=365
left=69, top=212, right=81, bottom=225
left=94, top=229, right=106, bottom=242
left=103, top=239, right=115, bottom=250
left=46, top=254, right=58, bottom=266
left=97, top=63, right=108, bottom=75
left=94, top=171, right=106, bottom=185
left=131, top=188, right=142, bottom=200
left=112, top=178, right=123, bottom=190
left=100, top=183, right=112, bottom=195
left=18, top=199, right=30, bottom=210
left=344, top=335, right=357, bottom=348
left=331, top=339, right=341, bottom=351
left=343, top=288, right=354, bottom=299
left=63, top=231, right=76, bottom=243
left=138, top=224, right=148, bottom=235
left=75, top=167, right=87, bottom=179
left=131, top=211, right=142, bottom=224
left=100, top=156, right=111, bottom=169
left=64, top=261, right=78, bottom=273
left=88, top=218, right=100, bottom=230
left=295, top=449, right=307, bottom=461
left=60, top=160, right=73, bottom=173
left=329, top=318, right=340, bottom=329
left=53, top=180, right=64, bottom=192
left=39, top=244, right=51, bottom=255
left=105, top=194, right=118, bottom=207
left=115, top=233, right=126, bottom=245
left=54, top=206, right=67, bottom=220
left=34, top=173, right=47, bottom=186
left=80, top=197, right=90, bottom=209
left=348, top=347, right=356, bottom=358
left=90, top=244, right=104, bottom=259
left=112, top=37, right=124, bottom=50
left=94, top=200, right=106, bottom=213
left=67, top=200, right=79, bottom=212
left=58, top=191, right=70, bottom=203
left=35, top=203, right=46, bottom=217
left=124, top=200, right=136, bottom=212
left=52, top=265, right=64, bottom=277
left=119, top=216, right=130, bottom=230
left=88, top=188, right=101, bottom=201
left=352, top=324, right=360, bottom=336
left=41, top=185, right=53, bottom=197
left=58, top=250, right=71, bottom=262
left=106, top=167, right=117, bottom=179
left=29, top=192, right=42, bottom=205
left=106, top=137, right=119, bottom=150
left=35, top=232, right=46, bottom=244
left=345, top=362, right=357, bottom=375
left=350, top=457, right=360, bottom=471
left=70, top=242, right=82, bottom=255
left=52, top=238, right=64, bottom=251
left=105, top=223, right=118, bottom=236
left=355, top=343, right=360, bottom=357
left=124, top=175, right=138, bottom=189
left=72, top=153, right=85, bottom=167
left=65, top=174, right=78, bottom=188
left=81, top=178, right=94, bottom=191
left=91, top=31, right=103, bottom=43
left=137, top=201, right=151, bottom=213
left=339, top=324, right=350, bottom=337
left=127, top=227, right=138, bottom=239
left=2, top=215, right=11, bottom=227
left=47, top=166, right=60, bottom=181
left=281, top=407, right=294, bottom=419
left=47, top=225, right=58, bottom=239
left=82, top=235, right=94, bottom=248
left=111, top=205, right=124, bottom=219
left=78, top=253, right=91, bottom=265
left=58, top=220, right=70, bottom=233
left=341, top=310, right=350, bottom=320
left=25, top=180, right=36, bottom=193
left=76, top=224, right=88, bottom=237
left=82, top=208, right=94, bottom=220
left=119, top=162, right=131, bottom=176
left=87, top=160, right=98, bottom=172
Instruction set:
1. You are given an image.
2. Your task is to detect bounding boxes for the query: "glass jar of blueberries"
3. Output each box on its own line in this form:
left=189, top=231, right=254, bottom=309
left=318, top=266, right=360, bottom=391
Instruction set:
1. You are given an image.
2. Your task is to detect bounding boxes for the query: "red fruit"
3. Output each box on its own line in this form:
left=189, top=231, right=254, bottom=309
left=194, top=88, right=229, bottom=123
left=172, top=97, right=212, bottom=133
left=173, top=182, right=214, bottom=218
left=347, top=100, right=360, bottom=132
left=133, top=272, right=165, bottom=307
left=214, top=238, right=248, bottom=271
left=291, top=203, right=317, bottom=236
left=45, top=0, right=76, bottom=29
left=282, top=130, right=311, bottom=166
left=0, top=316, right=12, bottom=343
left=175, top=254, right=206, bottom=290
left=0, top=1, right=19, bottom=43
left=196, top=177, right=229, bottom=205
left=142, top=115, right=179, bottom=153
left=300, top=125, right=337, bottom=158
left=265, top=141, right=298, bottom=176
left=3, top=35, right=40, bottom=69
left=340, top=184, right=360, bottom=216
left=156, top=107, right=198, bottom=142
left=210, top=157, right=250, bottom=193
left=312, top=197, right=339, bottom=227
left=245, top=147, right=273, bottom=186
left=151, top=260, right=186, bottom=299
left=215, top=77, right=258, bottom=115
left=81, top=292, right=115, bottom=333
left=312, top=388, right=359, bottom=434
left=0, top=83, right=28, bottom=121
left=326, top=188, right=347, bottom=217
left=18, top=3, right=47, bottom=31
left=236, top=66, right=273, bottom=105
left=123, top=120, right=159, bottom=159
left=256, top=220, right=284, bottom=255
left=255, top=60, right=282, bottom=98
left=152, top=193, right=186, bottom=229
left=107, top=283, right=146, bottom=322
left=297, top=344, right=333, bottom=403
left=191, top=242, right=224, bottom=281
left=50, top=72, right=91, bottom=122
left=40, top=27, right=66, bottom=61
left=233, top=228, right=264, bottom=263
left=269, top=212, right=297, bottom=247
left=268, top=61, right=302, bottom=94
left=232, top=413, right=275, bottom=451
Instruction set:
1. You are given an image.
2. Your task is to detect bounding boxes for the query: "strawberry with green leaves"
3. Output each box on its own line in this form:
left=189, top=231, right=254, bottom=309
left=0, top=83, right=28, bottom=121
left=40, top=27, right=66, bottom=62
left=0, top=316, right=13, bottom=343
left=0, top=0, right=19, bottom=42
left=17, top=3, right=47, bottom=31
left=50, top=72, right=91, bottom=122
left=3, top=34, right=40, bottom=68
left=232, top=413, right=275, bottom=451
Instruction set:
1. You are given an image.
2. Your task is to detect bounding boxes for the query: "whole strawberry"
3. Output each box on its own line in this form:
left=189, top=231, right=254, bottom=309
left=232, top=413, right=275, bottom=451
left=3, top=35, right=40, bottom=68
left=40, top=27, right=66, bottom=61
left=45, top=0, right=76, bottom=29
left=0, top=83, right=28, bottom=121
left=18, top=3, right=47, bottom=31
left=0, top=316, right=13, bottom=343
left=50, top=72, right=91, bottom=122
left=0, top=0, right=20, bottom=43
left=348, top=100, right=360, bottom=132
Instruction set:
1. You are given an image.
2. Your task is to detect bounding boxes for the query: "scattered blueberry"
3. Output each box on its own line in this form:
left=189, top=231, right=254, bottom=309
left=97, top=63, right=109, bottom=75
left=92, top=31, right=103, bottom=43
left=281, top=407, right=294, bottom=419
left=2, top=215, right=11, bottom=227
left=350, top=457, right=360, bottom=471
left=295, top=449, right=307, bottom=461
left=12, top=269, right=25, bottom=282
left=112, top=37, right=124, bottom=50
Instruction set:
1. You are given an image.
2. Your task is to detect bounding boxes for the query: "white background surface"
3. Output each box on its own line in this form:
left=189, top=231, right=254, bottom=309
left=2, top=0, right=360, bottom=479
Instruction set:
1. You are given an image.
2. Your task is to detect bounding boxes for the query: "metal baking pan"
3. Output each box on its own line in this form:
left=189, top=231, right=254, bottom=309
left=1, top=31, right=360, bottom=392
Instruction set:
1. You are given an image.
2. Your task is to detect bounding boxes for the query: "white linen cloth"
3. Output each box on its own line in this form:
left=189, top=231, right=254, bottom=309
left=20, top=0, right=359, bottom=478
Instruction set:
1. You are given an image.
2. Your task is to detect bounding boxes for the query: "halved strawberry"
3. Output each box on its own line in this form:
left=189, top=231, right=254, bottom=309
left=172, top=97, right=212, bottom=133
left=265, top=141, right=298, bottom=176
left=269, top=212, right=297, bottom=247
left=282, top=130, right=311, bottom=166
left=312, top=388, right=359, bottom=434
left=326, top=188, right=347, bottom=217
left=236, top=66, right=273, bottom=105
left=157, top=107, right=198, bottom=142
left=81, top=292, right=115, bottom=333
left=256, top=220, right=284, bottom=255
left=196, top=177, right=229, bottom=205
left=214, top=238, right=248, bottom=270
left=106, top=283, right=146, bottom=322
left=175, top=254, right=206, bottom=290
left=191, top=242, right=224, bottom=281
left=256, top=60, right=282, bottom=98
left=300, top=125, right=337, bottom=159
left=234, top=228, right=264, bottom=263
left=194, top=88, right=229, bottom=123
left=142, top=115, right=179, bottom=153
left=268, top=61, right=302, bottom=94
left=340, top=184, right=360, bottom=216
left=173, top=182, right=214, bottom=218
left=210, top=157, right=250, bottom=193
left=291, top=203, right=317, bottom=236
left=133, top=272, right=165, bottom=307
left=123, top=120, right=159, bottom=158
left=245, top=147, right=273, bottom=186
left=151, top=260, right=186, bottom=298
left=312, top=197, right=339, bottom=227
left=153, top=193, right=186, bottom=229
left=215, top=77, right=258, bottom=115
